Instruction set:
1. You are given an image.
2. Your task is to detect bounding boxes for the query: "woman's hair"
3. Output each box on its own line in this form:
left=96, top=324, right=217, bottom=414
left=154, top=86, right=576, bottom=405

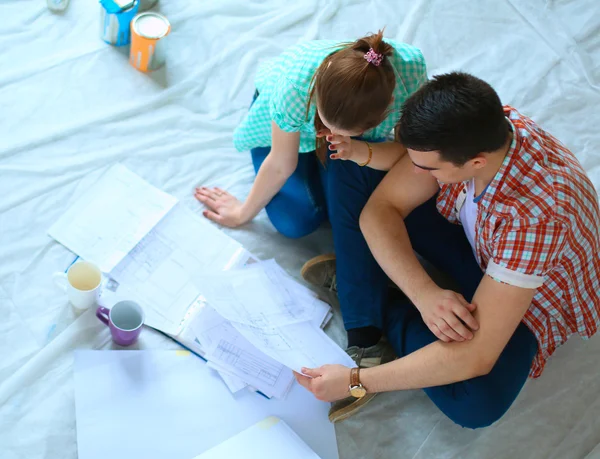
left=307, top=30, right=396, bottom=163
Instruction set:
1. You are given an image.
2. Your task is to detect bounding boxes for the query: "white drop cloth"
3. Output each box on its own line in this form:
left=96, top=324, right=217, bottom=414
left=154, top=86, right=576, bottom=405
left=1, top=0, right=599, bottom=458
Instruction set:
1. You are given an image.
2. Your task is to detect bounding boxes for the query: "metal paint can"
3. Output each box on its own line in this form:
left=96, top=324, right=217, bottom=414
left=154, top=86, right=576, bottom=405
left=138, top=0, right=158, bottom=11
left=99, top=0, right=140, bottom=46
left=129, top=12, right=171, bottom=72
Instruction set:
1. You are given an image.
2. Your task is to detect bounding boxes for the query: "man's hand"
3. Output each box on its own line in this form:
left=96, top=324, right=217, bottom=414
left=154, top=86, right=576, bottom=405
left=293, top=365, right=352, bottom=402
left=357, top=276, right=536, bottom=394
left=417, top=288, right=479, bottom=342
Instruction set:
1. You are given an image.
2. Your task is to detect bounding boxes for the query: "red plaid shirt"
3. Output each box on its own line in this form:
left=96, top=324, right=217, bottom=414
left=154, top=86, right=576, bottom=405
left=437, top=106, right=600, bottom=377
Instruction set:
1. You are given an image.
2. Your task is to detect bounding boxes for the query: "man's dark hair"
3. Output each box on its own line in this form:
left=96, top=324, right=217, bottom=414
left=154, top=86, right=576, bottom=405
left=397, top=72, right=509, bottom=166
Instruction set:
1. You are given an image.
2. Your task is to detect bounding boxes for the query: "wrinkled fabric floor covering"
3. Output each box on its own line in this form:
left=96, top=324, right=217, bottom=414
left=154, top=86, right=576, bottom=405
left=1, top=0, right=599, bottom=458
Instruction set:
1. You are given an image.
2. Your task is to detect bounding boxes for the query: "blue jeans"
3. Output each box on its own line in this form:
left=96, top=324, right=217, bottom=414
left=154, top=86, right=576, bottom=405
left=327, top=155, right=538, bottom=429
left=250, top=147, right=328, bottom=238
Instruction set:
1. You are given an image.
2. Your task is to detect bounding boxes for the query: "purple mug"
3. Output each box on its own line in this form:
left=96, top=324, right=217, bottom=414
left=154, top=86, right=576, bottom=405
left=96, top=301, right=145, bottom=346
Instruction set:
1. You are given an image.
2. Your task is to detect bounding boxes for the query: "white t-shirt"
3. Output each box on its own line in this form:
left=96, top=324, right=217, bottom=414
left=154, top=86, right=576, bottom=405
left=459, top=179, right=479, bottom=256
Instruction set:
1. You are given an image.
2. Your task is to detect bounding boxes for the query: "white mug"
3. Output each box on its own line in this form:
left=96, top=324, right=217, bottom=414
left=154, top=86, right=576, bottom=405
left=54, top=261, right=103, bottom=310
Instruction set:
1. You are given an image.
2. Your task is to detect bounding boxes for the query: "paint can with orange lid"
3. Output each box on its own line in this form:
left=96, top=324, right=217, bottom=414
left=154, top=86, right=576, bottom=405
left=129, top=12, right=170, bottom=72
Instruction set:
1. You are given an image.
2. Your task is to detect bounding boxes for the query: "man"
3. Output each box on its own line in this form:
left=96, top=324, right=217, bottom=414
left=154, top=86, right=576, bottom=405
left=295, top=72, right=600, bottom=428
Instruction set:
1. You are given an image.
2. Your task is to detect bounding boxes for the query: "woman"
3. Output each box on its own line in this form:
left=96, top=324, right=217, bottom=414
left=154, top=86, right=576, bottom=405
left=195, top=30, right=427, bottom=238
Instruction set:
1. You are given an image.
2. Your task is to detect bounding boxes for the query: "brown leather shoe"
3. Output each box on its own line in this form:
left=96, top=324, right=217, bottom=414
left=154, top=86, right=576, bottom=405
left=301, top=253, right=337, bottom=292
left=301, top=254, right=401, bottom=294
left=328, top=340, right=396, bottom=423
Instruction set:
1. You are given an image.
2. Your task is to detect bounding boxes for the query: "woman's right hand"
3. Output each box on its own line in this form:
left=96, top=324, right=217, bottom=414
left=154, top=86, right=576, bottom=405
left=194, top=187, right=248, bottom=228
left=326, top=134, right=356, bottom=161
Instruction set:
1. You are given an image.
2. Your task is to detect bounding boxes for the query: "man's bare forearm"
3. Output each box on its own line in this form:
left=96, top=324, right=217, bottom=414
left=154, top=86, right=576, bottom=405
left=359, top=276, right=535, bottom=392
left=361, top=339, right=487, bottom=392
left=360, top=200, right=438, bottom=305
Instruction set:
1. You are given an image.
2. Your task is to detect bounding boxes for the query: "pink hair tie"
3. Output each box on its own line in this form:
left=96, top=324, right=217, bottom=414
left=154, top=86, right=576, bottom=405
left=364, top=48, right=383, bottom=66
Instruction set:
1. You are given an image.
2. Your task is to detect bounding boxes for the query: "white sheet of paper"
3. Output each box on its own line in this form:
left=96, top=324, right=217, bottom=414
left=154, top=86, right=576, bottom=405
left=261, top=259, right=318, bottom=299
left=108, top=204, right=246, bottom=334
left=189, top=303, right=231, bottom=350
left=205, top=361, right=249, bottom=394
left=48, top=164, right=177, bottom=272
left=192, top=305, right=294, bottom=399
left=233, top=320, right=355, bottom=373
left=258, top=260, right=332, bottom=329
left=192, top=417, right=321, bottom=459
left=74, top=351, right=338, bottom=459
left=206, top=334, right=293, bottom=399
left=193, top=264, right=317, bottom=328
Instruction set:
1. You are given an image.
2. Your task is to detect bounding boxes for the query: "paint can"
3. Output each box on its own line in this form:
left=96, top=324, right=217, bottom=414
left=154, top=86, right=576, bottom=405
left=129, top=12, right=171, bottom=72
left=99, top=0, right=140, bottom=46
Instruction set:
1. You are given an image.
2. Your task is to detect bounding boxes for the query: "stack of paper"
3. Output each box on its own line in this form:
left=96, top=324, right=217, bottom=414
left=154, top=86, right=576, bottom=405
left=107, top=202, right=247, bottom=335
left=188, top=260, right=355, bottom=398
left=49, top=164, right=346, bottom=401
left=178, top=259, right=341, bottom=399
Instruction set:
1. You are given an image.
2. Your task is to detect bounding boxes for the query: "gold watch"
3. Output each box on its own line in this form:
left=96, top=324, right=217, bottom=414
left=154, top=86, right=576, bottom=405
left=349, top=367, right=367, bottom=398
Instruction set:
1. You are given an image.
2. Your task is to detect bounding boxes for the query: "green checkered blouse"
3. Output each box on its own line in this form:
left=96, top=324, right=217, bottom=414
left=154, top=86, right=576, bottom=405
left=233, top=39, right=427, bottom=153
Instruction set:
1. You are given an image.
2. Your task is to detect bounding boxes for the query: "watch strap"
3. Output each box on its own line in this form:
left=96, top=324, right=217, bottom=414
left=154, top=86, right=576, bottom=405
left=350, top=367, right=361, bottom=387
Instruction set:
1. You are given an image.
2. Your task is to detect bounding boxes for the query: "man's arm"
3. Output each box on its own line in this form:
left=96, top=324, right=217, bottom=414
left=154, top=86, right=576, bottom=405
left=360, top=154, right=439, bottom=301
left=360, top=154, right=478, bottom=342
left=361, top=276, right=535, bottom=390
left=295, top=277, right=535, bottom=402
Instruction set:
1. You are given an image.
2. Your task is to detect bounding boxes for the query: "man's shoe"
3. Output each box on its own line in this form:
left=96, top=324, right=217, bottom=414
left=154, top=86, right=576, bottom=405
left=328, top=340, right=396, bottom=423
left=301, top=253, right=337, bottom=292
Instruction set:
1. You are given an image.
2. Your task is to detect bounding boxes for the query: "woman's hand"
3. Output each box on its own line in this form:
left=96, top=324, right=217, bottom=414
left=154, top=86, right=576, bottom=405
left=322, top=132, right=369, bottom=165
left=327, top=134, right=355, bottom=160
left=194, top=187, right=248, bottom=228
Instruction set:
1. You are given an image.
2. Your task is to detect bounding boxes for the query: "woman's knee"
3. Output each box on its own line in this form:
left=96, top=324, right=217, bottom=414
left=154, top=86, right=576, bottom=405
left=266, top=203, right=324, bottom=239
left=271, top=217, right=320, bottom=239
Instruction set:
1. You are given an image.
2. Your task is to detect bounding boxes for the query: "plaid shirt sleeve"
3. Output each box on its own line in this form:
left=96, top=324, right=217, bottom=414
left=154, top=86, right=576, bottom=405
left=436, top=183, right=462, bottom=224
left=269, top=76, right=308, bottom=133
left=487, top=217, right=568, bottom=288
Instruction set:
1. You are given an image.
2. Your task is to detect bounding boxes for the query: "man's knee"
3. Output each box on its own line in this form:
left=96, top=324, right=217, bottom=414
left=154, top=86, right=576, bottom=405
left=428, top=384, right=513, bottom=430
left=452, top=404, right=505, bottom=430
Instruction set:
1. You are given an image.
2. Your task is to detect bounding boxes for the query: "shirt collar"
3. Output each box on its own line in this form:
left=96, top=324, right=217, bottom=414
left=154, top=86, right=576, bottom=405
left=478, top=111, right=519, bottom=209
